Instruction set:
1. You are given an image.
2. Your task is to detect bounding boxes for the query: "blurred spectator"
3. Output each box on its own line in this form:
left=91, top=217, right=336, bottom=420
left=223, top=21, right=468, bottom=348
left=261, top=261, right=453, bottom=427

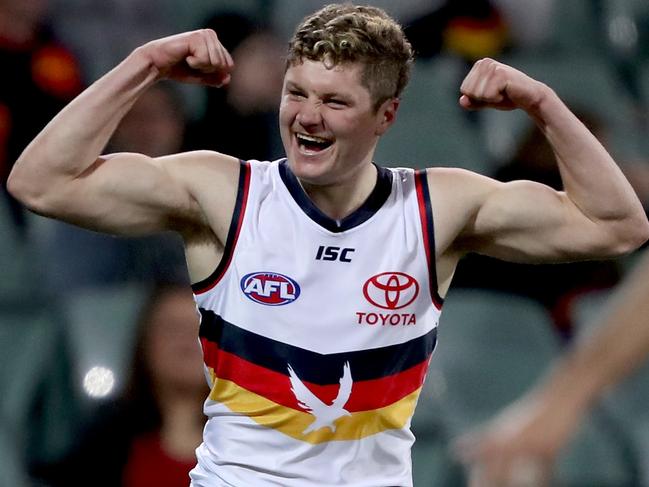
left=268, top=0, right=556, bottom=59
left=269, top=0, right=434, bottom=43
left=107, top=81, right=187, bottom=158
left=404, top=0, right=510, bottom=62
left=36, top=283, right=208, bottom=487
left=492, top=0, right=556, bottom=51
left=49, top=0, right=176, bottom=82
left=45, top=83, right=189, bottom=291
left=495, top=109, right=604, bottom=190
left=0, top=0, right=83, bottom=233
left=453, top=110, right=623, bottom=336
left=402, top=0, right=511, bottom=133
left=184, top=12, right=285, bottom=161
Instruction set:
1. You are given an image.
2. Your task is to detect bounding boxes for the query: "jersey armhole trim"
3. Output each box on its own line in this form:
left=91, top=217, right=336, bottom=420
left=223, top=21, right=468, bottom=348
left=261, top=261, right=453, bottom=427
left=414, top=169, right=444, bottom=309
left=192, top=160, right=251, bottom=295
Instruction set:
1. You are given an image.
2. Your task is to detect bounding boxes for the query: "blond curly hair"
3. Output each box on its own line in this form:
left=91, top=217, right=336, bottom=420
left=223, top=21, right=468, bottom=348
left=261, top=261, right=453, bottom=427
left=286, top=4, right=414, bottom=111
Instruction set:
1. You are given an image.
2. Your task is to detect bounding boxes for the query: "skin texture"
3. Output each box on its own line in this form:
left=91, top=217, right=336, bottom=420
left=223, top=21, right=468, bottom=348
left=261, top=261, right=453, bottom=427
left=143, top=288, right=207, bottom=459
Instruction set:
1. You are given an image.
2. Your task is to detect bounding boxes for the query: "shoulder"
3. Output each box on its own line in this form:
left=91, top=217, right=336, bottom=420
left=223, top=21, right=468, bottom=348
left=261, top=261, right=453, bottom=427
left=424, top=166, right=502, bottom=206
left=420, top=167, right=507, bottom=253
left=425, top=166, right=495, bottom=185
left=156, top=150, right=244, bottom=209
left=153, top=151, right=245, bottom=240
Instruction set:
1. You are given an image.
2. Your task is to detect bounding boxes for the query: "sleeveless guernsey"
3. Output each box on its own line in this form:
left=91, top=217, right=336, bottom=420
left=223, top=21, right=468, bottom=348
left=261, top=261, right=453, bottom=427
left=190, top=159, right=443, bottom=487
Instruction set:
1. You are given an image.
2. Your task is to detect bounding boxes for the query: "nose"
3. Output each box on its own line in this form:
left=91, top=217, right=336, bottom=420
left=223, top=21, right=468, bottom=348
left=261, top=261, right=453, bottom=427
left=296, top=99, right=323, bottom=128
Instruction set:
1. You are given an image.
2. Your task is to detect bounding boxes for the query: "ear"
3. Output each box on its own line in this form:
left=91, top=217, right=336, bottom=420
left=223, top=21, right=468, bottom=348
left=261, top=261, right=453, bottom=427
left=375, top=98, right=399, bottom=136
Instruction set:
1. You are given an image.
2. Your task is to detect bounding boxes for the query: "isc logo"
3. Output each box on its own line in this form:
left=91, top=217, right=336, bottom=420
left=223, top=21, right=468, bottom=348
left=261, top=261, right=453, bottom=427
left=315, top=245, right=355, bottom=263
left=241, top=272, right=301, bottom=306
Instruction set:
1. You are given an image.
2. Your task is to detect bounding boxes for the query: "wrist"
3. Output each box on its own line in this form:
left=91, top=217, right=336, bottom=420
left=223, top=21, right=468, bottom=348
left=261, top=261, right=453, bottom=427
left=534, top=358, right=601, bottom=419
left=524, top=83, right=559, bottom=125
left=129, top=45, right=164, bottom=83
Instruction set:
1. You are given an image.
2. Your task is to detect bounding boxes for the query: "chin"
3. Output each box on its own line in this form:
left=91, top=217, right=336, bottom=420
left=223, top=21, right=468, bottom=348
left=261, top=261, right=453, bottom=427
left=288, top=153, right=336, bottom=184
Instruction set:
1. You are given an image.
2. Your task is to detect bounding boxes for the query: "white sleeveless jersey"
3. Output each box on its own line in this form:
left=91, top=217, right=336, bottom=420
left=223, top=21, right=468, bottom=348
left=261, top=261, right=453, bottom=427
left=190, top=159, right=443, bottom=487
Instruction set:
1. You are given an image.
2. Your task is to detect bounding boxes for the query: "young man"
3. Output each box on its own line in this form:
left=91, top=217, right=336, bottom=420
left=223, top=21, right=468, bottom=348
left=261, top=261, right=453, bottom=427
left=8, top=4, right=649, bottom=487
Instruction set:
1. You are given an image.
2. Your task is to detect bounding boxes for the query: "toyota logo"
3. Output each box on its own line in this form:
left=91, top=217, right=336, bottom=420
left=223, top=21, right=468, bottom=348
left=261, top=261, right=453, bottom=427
left=362, top=272, right=419, bottom=310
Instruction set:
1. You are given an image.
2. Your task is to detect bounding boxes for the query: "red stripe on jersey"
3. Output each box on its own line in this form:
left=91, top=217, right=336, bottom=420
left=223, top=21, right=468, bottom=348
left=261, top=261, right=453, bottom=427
left=204, top=344, right=430, bottom=413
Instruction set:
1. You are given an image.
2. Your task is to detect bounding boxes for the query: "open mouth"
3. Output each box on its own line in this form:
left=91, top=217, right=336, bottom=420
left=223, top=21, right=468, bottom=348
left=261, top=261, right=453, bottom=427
left=295, top=133, right=334, bottom=153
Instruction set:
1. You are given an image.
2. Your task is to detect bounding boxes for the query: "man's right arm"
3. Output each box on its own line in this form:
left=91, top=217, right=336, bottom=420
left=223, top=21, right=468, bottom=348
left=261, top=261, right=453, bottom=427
left=7, top=30, right=234, bottom=236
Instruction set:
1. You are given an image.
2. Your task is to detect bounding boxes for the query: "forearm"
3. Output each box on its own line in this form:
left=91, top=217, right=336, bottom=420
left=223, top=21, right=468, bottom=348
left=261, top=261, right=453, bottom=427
left=530, top=88, right=648, bottom=249
left=534, top=251, right=649, bottom=415
left=8, top=47, right=158, bottom=204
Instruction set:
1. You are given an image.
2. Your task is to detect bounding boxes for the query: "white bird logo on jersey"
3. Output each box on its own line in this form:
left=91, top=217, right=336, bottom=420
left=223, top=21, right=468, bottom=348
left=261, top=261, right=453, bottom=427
left=288, top=361, right=353, bottom=434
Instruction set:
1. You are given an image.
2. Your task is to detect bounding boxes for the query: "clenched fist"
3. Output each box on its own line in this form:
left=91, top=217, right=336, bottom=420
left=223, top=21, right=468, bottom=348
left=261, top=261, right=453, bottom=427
left=137, top=29, right=234, bottom=87
left=459, top=58, right=550, bottom=113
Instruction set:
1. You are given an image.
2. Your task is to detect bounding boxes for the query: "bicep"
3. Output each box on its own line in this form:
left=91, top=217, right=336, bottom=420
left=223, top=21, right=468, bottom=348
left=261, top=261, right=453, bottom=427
left=454, top=176, right=613, bottom=263
left=45, top=152, right=203, bottom=235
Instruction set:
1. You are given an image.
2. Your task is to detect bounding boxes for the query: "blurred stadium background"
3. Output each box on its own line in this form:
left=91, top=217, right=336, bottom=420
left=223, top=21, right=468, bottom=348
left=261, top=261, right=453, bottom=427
left=2, top=0, right=649, bottom=485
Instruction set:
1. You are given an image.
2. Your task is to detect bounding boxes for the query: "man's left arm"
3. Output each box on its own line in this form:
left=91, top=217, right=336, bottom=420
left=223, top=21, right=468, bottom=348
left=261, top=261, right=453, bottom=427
left=450, top=58, right=649, bottom=262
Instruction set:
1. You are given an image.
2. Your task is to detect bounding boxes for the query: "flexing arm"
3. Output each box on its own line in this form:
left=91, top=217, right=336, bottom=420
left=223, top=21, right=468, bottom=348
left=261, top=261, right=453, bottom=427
left=441, top=59, right=649, bottom=262
left=7, top=30, right=234, bottom=235
left=454, top=249, right=649, bottom=486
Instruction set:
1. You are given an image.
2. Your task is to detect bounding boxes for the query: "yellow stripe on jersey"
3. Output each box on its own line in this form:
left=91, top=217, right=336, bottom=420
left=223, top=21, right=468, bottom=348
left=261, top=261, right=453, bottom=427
left=206, top=368, right=420, bottom=444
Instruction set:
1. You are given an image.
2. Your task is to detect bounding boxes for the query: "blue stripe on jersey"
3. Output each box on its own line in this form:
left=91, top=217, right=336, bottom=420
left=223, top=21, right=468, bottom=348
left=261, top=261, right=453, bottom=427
left=199, top=308, right=437, bottom=385
left=192, top=160, right=250, bottom=294
left=415, top=169, right=444, bottom=307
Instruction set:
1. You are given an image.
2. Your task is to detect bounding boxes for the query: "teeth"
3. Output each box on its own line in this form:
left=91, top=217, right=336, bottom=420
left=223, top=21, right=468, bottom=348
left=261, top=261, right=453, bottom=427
left=296, top=133, right=331, bottom=144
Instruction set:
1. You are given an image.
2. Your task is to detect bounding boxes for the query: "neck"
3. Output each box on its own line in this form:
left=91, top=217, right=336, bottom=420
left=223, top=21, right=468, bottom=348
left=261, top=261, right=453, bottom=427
left=300, top=163, right=378, bottom=221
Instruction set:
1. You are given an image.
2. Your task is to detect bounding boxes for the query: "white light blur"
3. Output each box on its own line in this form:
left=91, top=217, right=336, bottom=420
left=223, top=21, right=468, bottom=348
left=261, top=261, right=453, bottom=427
left=82, top=366, right=115, bottom=398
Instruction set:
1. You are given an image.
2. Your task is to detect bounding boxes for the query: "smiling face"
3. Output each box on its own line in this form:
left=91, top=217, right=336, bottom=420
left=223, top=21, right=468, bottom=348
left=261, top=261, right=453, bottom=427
left=279, top=59, right=398, bottom=186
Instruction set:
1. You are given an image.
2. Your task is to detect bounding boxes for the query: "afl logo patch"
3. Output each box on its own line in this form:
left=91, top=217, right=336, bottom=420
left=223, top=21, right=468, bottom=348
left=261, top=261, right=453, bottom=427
left=363, top=272, right=419, bottom=310
left=241, top=272, right=301, bottom=306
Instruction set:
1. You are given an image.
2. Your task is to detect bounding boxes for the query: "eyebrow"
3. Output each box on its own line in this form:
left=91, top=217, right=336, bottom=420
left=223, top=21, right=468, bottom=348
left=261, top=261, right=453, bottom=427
left=285, top=81, right=303, bottom=91
left=285, top=81, right=351, bottom=101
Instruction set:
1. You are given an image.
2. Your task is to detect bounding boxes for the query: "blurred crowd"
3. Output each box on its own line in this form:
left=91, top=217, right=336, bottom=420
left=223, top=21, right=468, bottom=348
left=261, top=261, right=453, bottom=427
left=1, top=0, right=649, bottom=486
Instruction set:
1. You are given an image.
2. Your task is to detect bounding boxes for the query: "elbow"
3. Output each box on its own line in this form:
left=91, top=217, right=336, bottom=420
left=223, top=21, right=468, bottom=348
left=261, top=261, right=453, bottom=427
left=6, top=165, right=52, bottom=215
left=607, top=213, right=649, bottom=256
left=6, top=167, right=31, bottom=205
left=633, top=214, right=649, bottom=249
